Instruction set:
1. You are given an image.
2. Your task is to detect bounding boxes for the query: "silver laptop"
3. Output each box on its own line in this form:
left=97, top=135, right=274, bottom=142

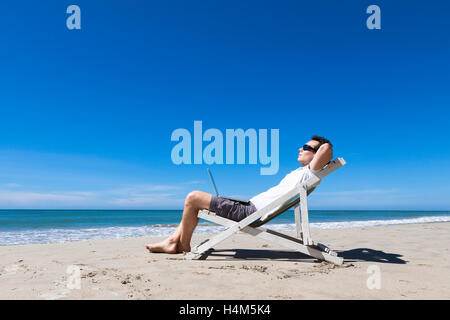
left=207, top=168, right=250, bottom=204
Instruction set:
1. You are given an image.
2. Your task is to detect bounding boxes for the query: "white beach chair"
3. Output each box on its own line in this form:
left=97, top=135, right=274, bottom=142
left=185, top=158, right=346, bottom=265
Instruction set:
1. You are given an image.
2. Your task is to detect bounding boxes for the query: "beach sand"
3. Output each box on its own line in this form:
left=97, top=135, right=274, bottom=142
left=0, top=222, right=449, bottom=300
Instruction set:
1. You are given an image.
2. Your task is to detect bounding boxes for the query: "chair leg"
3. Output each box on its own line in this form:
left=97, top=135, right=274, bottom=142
left=189, top=225, right=238, bottom=256
left=191, top=209, right=265, bottom=256
left=294, top=204, right=302, bottom=240
left=242, top=226, right=343, bottom=265
left=299, top=185, right=312, bottom=246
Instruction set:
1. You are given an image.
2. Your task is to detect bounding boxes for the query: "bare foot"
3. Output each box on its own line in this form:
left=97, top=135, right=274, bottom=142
left=146, top=238, right=180, bottom=254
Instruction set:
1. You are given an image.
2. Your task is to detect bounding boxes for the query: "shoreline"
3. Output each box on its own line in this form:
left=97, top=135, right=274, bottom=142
left=0, top=222, right=449, bottom=299
left=2, top=214, right=450, bottom=247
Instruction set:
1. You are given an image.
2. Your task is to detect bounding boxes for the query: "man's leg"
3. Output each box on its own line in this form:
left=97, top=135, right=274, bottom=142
left=146, top=191, right=212, bottom=253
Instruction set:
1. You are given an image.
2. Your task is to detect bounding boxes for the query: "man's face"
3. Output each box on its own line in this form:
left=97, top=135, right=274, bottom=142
left=297, top=140, right=320, bottom=165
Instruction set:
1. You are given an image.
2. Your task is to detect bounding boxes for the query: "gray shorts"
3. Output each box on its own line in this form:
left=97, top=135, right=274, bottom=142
left=209, top=196, right=257, bottom=222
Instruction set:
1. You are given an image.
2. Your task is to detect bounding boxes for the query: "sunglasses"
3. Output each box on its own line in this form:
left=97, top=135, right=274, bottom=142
left=302, top=144, right=318, bottom=153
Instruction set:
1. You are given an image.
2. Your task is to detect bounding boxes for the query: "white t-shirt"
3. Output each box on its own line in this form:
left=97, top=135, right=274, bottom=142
left=249, top=166, right=318, bottom=219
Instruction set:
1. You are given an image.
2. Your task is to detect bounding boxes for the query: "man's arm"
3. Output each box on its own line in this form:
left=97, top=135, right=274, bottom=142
left=309, top=143, right=333, bottom=171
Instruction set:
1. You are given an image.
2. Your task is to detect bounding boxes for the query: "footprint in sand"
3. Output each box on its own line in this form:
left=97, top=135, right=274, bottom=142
left=2, top=264, right=26, bottom=275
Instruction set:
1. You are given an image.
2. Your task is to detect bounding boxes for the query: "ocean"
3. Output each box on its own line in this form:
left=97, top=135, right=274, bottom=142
left=1, top=209, right=449, bottom=246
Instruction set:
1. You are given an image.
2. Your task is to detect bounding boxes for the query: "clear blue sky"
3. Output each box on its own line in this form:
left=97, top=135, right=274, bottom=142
left=0, top=0, right=449, bottom=209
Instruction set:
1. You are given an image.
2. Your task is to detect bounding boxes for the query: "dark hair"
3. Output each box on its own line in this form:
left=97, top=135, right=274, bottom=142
left=311, top=135, right=332, bottom=150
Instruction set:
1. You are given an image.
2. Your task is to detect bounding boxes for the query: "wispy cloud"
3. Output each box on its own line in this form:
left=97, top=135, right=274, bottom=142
left=3, top=183, right=22, bottom=188
left=183, top=180, right=204, bottom=185
left=309, top=188, right=442, bottom=209
left=0, top=191, right=92, bottom=205
left=315, top=188, right=399, bottom=197
left=104, top=184, right=186, bottom=208
left=110, top=194, right=184, bottom=207
left=0, top=183, right=190, bottom=209
left=106, top=184, right=183, bottom=195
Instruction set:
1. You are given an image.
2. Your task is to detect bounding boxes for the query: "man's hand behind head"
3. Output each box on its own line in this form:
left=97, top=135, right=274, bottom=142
left=308, top=138, right=333, bottom=171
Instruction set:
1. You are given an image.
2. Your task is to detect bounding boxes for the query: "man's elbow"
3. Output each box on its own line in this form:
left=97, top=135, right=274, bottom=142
left=321, top=143, right=333, bottom=161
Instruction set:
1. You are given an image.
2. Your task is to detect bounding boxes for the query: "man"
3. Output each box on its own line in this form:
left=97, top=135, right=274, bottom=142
left=146, top=135, right=333, bottom=254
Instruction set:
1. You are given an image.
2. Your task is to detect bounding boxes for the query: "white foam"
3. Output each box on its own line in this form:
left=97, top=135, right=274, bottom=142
left=1, top=215, right=449, bottom=246
left=266, top=215, right=450, bottom=232
left=310, top=215, right=450, bottom=229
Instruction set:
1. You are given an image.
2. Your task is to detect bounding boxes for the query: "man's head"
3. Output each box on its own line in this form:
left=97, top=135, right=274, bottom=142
left=297, top=135, right=332, bottom=166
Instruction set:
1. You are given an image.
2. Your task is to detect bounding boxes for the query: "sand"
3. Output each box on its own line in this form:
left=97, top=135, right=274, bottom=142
left=0, top=222, right=449, bottom=300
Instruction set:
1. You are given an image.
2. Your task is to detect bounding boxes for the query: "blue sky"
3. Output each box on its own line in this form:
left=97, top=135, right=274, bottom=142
left=0, top=0, right=449, bottom=210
